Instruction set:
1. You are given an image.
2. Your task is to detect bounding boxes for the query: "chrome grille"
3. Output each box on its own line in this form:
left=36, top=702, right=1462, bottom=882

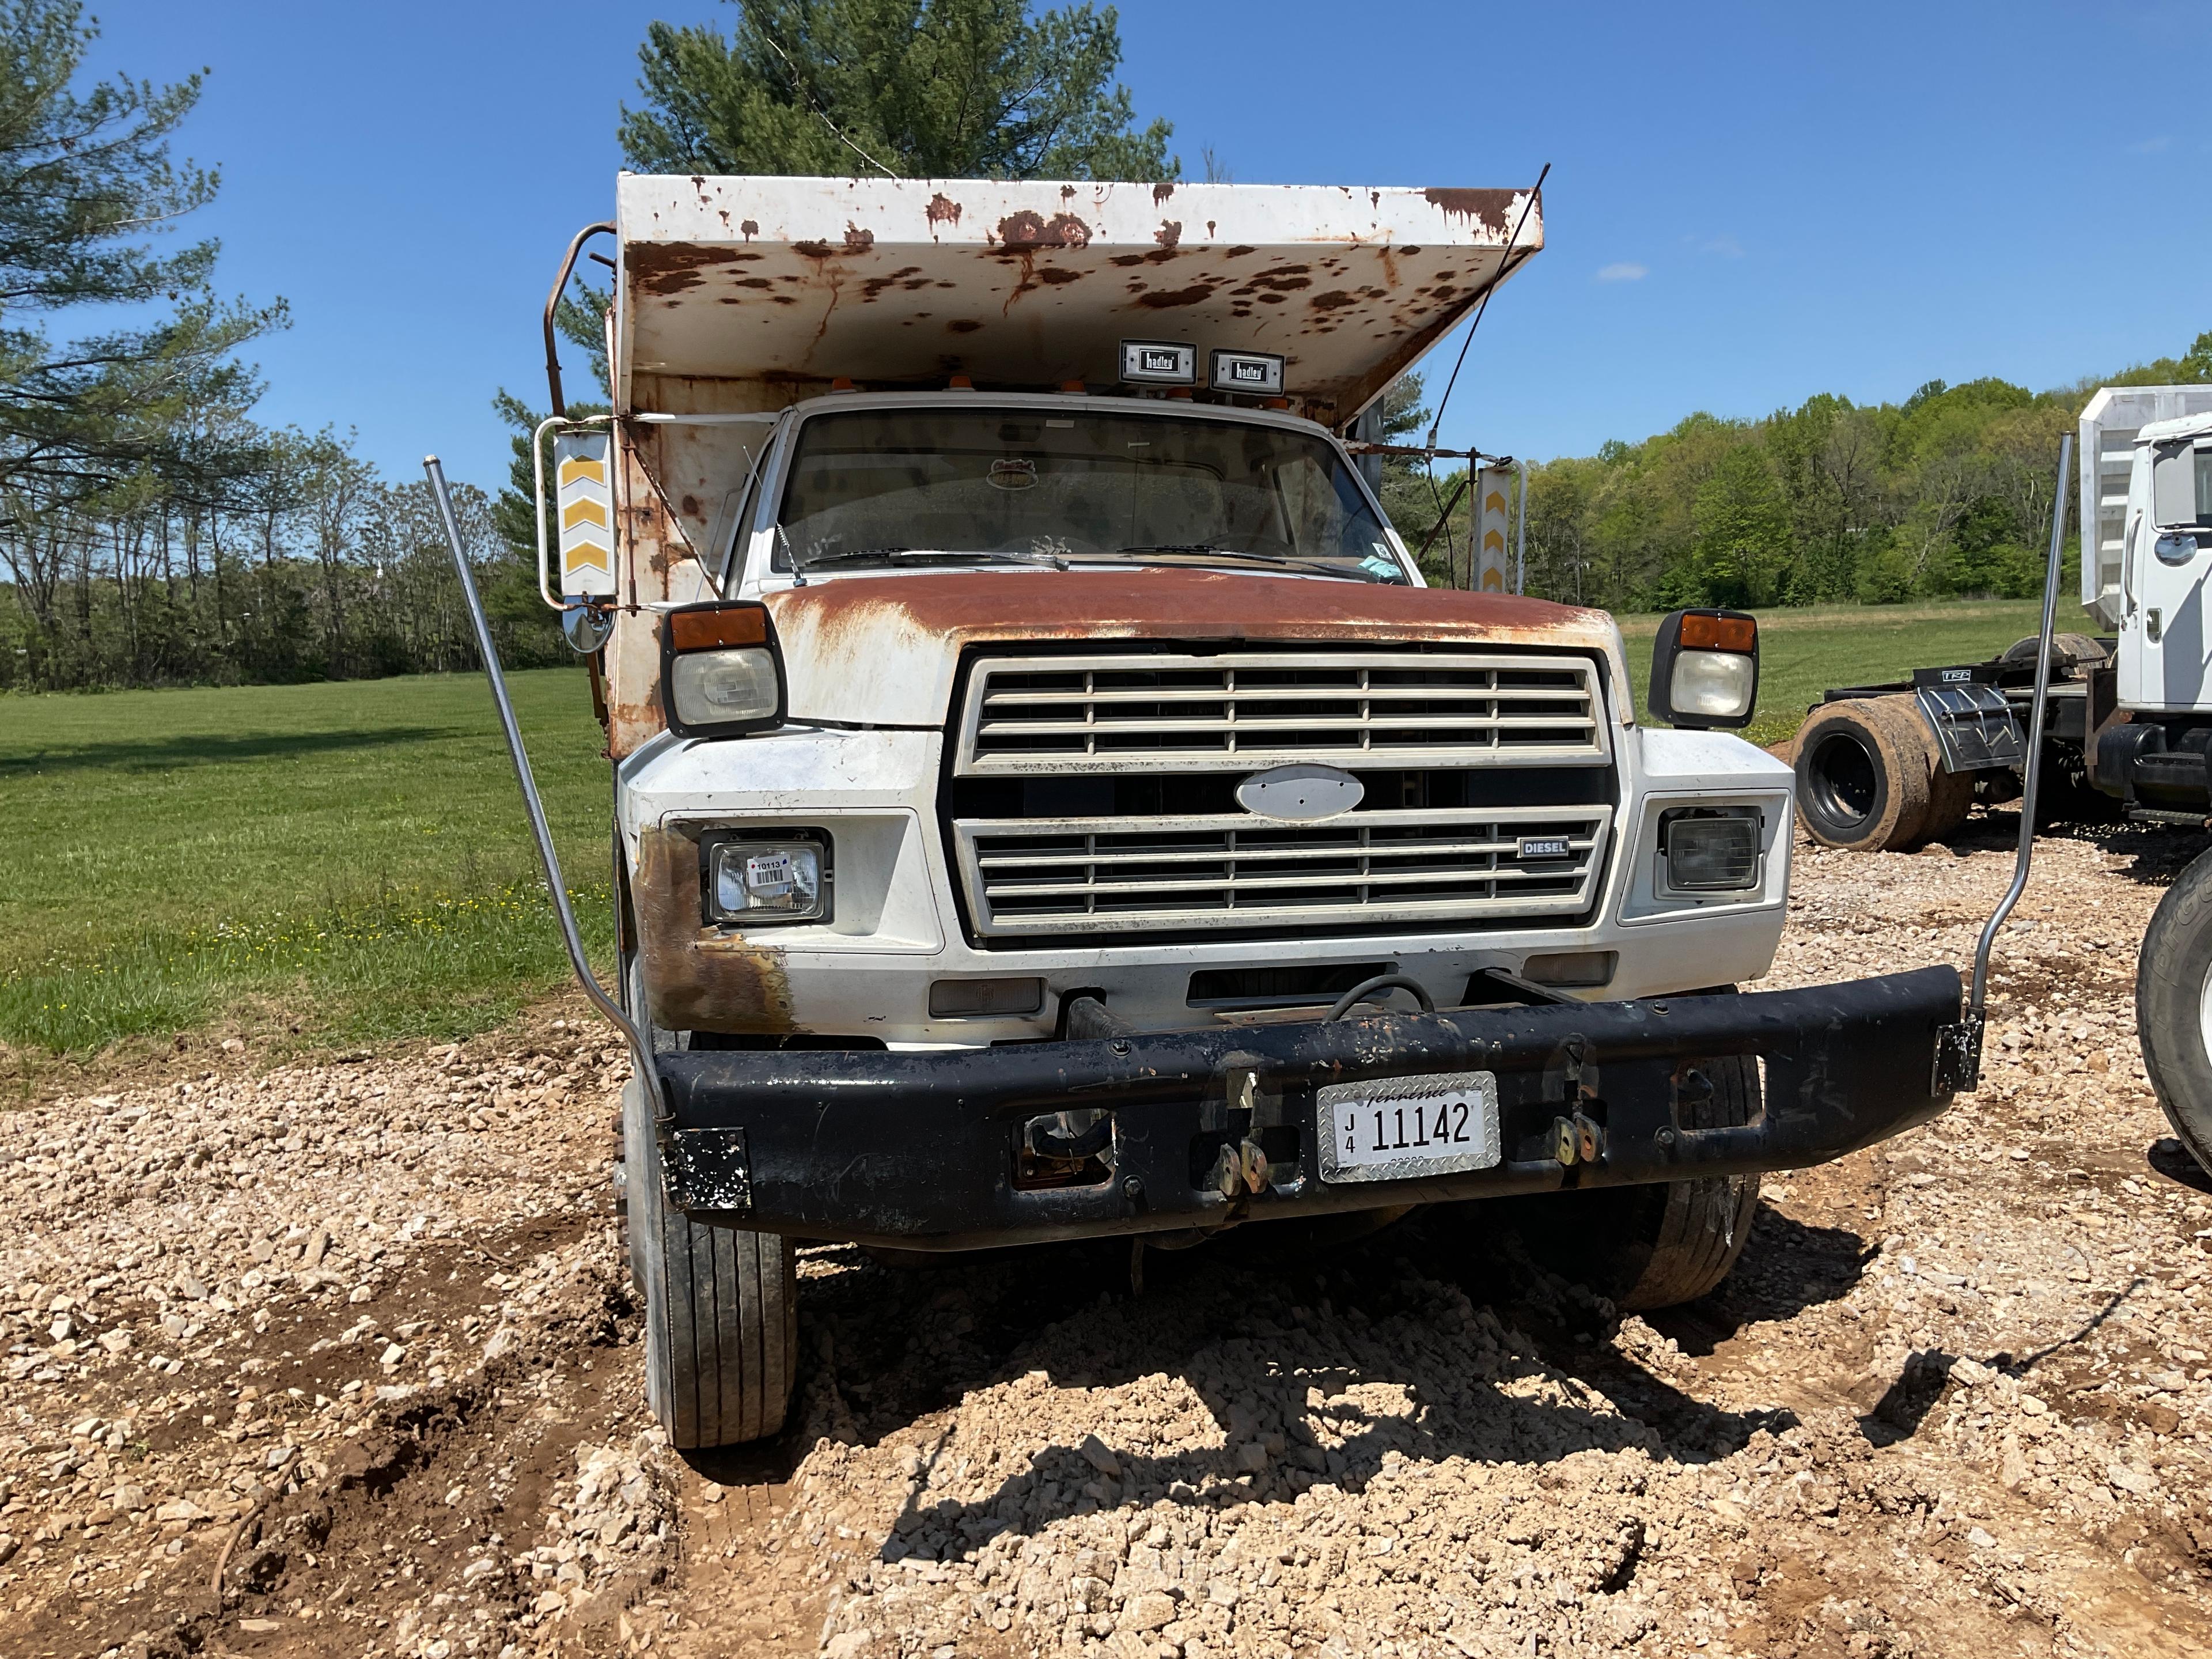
left=956, top=650, right=1607, bottom=775
left=953, top=807, right=1610, bottom=937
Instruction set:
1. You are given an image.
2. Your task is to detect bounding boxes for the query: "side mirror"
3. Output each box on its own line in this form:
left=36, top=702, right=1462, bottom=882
left=1649, top=608, right=1759, bottom=730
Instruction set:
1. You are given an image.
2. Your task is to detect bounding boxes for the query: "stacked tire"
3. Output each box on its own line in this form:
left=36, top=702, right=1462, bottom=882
left=1793, top=698, right=1973, bottom=853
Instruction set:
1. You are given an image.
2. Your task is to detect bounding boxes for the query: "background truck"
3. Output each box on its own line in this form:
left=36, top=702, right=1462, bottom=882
left=1788, top=384, right=2212, bottom=1178
left=464, top=174, right=1976, bottom=1450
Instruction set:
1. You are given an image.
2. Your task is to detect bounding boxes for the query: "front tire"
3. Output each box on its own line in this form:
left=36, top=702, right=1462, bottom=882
left=2137, top=846, right=2212, bottom=1176
left=1500, top=1054, right=1764, bottom=1311
left=623, top=960, right=798, bottom=1449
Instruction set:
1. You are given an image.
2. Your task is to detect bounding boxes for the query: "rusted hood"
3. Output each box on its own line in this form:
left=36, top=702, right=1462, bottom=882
left=762, top=568, right=1628, bottom=728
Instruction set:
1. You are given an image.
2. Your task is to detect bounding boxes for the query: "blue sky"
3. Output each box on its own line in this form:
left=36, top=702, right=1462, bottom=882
left=81, top=1, right=2211, bottom=493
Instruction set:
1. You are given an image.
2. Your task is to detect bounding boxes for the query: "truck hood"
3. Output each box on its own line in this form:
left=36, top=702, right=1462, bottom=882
left=760, top=567, right=1632, bottom=729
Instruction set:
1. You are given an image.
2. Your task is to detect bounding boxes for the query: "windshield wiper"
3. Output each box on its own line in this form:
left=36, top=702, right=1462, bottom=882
left=1107, top=544, right=1393, bottom=582
left=795, top=546, right=1069, bottom=571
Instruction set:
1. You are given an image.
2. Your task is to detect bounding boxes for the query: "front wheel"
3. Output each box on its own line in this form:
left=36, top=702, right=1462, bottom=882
left=622, top=954, right=798, bottom=1449
left=1496, top=1054, right=1764, bottom=1310
left=2137, top=847, right=2212, bottom=1175
left=625, top=1074, right=799, bottom=1448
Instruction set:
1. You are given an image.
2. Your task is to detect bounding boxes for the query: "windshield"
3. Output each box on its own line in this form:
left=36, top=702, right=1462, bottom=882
left=772, top=406, right=1406, bottom=580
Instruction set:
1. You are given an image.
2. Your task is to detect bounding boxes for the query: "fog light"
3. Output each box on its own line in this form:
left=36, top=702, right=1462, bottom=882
left=929, top=977, right=1044, bottom=1018
left=1661, top=809, right=1762, bottom=893
left=705, top=835, right=829, bottom=925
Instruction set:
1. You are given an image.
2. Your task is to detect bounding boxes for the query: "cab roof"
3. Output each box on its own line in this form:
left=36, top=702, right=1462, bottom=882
left=613, top=175, right=1542, bottom=430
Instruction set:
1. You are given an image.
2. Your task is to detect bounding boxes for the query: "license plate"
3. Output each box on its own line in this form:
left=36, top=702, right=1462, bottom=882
left=1316, top=1071, right=1501, bottom=1183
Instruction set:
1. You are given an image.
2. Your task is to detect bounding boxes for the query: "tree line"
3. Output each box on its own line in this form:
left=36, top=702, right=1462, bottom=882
left=1392, top=334, right=2212, bottom=612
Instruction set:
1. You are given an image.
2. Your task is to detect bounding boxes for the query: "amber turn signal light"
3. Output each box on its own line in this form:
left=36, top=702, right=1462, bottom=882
left=668, top=604, right=770, bottom=653
left=1677, top=612, right=1757, bottom=654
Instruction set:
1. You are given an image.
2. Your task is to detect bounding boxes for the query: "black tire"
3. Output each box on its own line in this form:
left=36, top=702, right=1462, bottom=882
left=2138, top=846, right=2212, bottom=1176
left=1502, top=1055, right=1764, bottom=1311
left=2001, top=632, right=2108, bottom=672
left=1794, top=699, right=1936, bottom=851
left=623, top=964, right=798, bottom=1449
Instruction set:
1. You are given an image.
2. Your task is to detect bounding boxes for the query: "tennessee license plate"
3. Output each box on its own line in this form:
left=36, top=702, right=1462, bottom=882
left=1315, top=1071, right=1501, bottom=1183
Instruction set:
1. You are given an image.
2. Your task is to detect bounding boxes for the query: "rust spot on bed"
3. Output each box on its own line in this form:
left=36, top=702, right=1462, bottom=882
left=843, top=222, right=876, bottom=253
left=1423, top=187, right=1520, bottom=236
left=1154, top=219, right=1182, bottom=250
left=1153, top=183, right=1175, bottom=205
left=633, top=827, right=800, bottom=1035
left=994, top=211, right=1092, bottom=249
left=948, top=317, right=984, bottom=333
left=926, top=192, right=963, bottom=226
left=1134, top=283, right=1215, bottom=309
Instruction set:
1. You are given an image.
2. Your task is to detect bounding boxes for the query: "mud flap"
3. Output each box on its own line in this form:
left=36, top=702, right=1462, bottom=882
left=1914, top=676, right=2022, bottom=772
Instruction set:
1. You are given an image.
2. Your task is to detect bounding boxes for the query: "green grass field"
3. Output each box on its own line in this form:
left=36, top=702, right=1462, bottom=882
left=0, top=597, right=2091, bottom=1067
left=0, top=669, right=612, bottom=1069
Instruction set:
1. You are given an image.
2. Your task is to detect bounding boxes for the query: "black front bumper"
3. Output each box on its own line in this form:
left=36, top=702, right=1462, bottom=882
left=654, top=965, right=1962, bottom=1250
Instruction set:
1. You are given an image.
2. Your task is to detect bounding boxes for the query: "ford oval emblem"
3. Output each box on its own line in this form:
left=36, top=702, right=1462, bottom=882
left=1235, top=764, right=1364, bottom=822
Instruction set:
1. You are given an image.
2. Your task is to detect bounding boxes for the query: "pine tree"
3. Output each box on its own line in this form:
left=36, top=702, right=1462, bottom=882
left=617, top=0, right=1175, bottom=181
left=0, top=0, right=284, bottom=515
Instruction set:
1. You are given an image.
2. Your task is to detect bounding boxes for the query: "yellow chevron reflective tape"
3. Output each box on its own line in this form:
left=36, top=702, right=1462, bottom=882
left=553, top=430, right=617, bottom=597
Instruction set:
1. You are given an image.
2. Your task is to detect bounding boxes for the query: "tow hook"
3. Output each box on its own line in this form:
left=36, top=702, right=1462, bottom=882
left=1208, top=1066, right=1276, bottom=1198
left=1552, top=1112, right=1605, bottom=1166
left=1551, top=1036, right=1605, bottom=1166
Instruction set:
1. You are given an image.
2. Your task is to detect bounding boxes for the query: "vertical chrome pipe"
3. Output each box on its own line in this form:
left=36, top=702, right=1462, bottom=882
left=1968, top=431, right=2074, bottom=1021
left=422, top=456, right=668, bottom=1123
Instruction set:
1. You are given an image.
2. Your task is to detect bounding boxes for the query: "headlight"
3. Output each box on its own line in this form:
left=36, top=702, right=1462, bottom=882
left=661, top=603, right=785, bottom=736
left=1660, top=808, right=1763, bottom=894
left=1669, top=650, right=1756, bottom=721
left=671, top=647, right=779, bottom=727
left=704, top=834, right=831, bottom=925
left=1649, top=608, right=1759, bottom=729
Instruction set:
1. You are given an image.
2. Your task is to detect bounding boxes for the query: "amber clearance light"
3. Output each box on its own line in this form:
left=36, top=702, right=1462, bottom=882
left=1678, top=612, right=1757, bottom=654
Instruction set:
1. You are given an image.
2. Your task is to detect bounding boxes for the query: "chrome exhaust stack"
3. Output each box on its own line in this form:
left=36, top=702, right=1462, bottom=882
left=1935, top=431, right=2073, bottom=1093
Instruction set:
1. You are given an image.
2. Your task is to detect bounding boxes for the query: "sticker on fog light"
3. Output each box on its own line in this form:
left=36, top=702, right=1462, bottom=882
left=745, top=851, right=794, bottom=895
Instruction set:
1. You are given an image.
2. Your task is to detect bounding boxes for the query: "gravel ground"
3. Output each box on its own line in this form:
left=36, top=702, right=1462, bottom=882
left=6, top=813, right=2212, bottom=1658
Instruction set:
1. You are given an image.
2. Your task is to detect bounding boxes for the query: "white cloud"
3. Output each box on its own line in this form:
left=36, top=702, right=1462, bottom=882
left=1596, top=262, right=1647, bottom=283
left=2131, top=135, right=2172, bottom=153
left=1702, top=235, right=1744, bottom=257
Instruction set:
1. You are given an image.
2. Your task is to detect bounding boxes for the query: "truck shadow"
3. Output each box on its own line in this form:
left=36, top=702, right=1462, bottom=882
left=775, top=1200, right=1817, bottom=1560
left=0, top=725, right=458, bottom=777
left=2076, top=819, right=2212, bottom=887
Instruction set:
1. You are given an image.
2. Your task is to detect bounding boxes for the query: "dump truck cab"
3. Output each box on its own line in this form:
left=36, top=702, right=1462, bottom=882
left=529, top=175, right=1968, bottom=1449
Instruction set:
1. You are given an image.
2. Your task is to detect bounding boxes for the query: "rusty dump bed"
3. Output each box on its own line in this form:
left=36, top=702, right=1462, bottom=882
left=614, top=175, right=1541, bottom=425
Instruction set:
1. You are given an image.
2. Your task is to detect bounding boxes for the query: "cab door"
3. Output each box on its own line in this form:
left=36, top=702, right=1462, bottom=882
left=2122, top=438, right=2212, bottom=712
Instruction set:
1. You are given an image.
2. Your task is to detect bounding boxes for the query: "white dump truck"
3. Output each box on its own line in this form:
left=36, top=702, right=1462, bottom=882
left=433, top=176, right=1972, bottom=1449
